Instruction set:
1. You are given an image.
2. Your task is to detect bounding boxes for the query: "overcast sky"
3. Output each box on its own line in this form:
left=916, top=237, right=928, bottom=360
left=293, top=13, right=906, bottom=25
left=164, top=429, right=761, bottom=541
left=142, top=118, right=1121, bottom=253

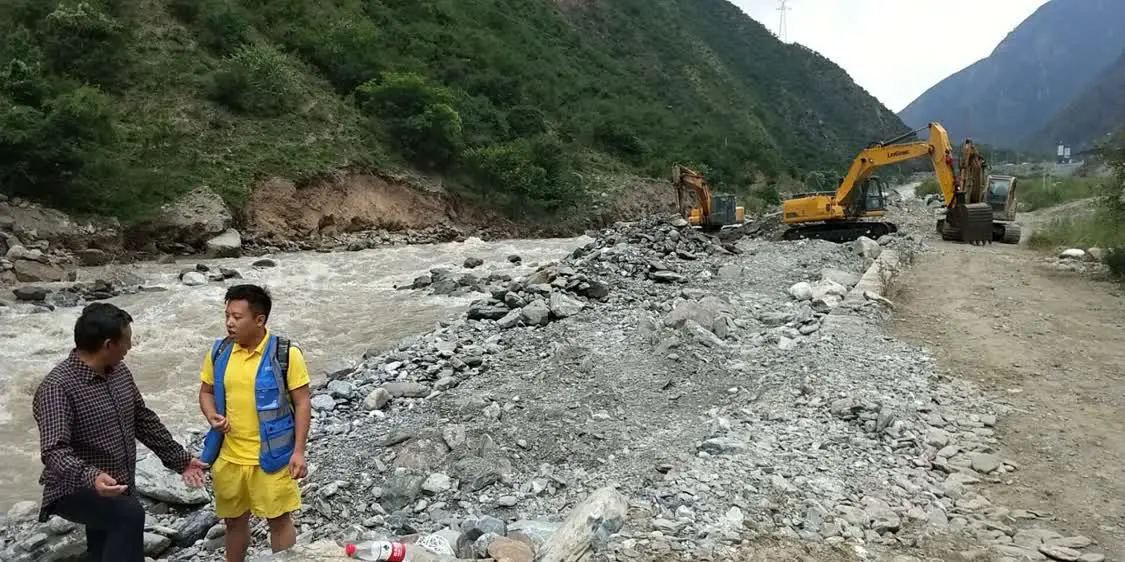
left=730, top=0, right=1050, bottom=113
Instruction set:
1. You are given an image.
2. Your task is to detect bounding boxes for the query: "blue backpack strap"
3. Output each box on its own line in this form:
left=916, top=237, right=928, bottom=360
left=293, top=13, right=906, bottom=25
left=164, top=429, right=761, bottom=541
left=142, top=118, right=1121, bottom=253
left=210, top=336, right=235, bottom=415
left=275, top=336, right=290, bottom=393
left=211, top=336, right=234, bottom=364
left=200, top=336, right=235, bottom=466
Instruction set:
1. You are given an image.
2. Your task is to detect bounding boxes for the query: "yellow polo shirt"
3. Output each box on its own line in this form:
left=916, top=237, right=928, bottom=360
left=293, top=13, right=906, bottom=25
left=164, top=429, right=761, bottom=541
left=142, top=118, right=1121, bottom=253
left=200, top=331, right=310, bottom=465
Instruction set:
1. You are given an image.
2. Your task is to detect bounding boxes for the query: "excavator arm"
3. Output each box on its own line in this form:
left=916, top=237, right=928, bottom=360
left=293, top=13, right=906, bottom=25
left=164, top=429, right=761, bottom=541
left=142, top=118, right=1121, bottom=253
left=835, top=122, right=959, bottom=214
left=671, top=164, right=745, bottom=229
left=672, top=164, right=711, bottom=219
left=834, top=142, right=934, bottom=210
left=780, top=122, right=994, bottom=244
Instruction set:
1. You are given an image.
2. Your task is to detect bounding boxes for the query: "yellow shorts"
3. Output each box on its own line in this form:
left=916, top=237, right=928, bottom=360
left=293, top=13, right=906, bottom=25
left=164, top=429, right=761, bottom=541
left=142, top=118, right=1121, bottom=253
left=211, top=457, right=301, bottom=520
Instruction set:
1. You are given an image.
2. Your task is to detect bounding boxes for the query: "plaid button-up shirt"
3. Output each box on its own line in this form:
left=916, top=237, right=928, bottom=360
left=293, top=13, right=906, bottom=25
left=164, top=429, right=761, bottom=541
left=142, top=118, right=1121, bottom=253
left=32, top=350, right=191, bottom=521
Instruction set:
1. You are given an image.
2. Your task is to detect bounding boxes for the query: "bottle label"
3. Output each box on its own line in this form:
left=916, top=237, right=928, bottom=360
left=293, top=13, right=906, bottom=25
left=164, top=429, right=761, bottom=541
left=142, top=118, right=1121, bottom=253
left=386, top=542, right=406, bottom=562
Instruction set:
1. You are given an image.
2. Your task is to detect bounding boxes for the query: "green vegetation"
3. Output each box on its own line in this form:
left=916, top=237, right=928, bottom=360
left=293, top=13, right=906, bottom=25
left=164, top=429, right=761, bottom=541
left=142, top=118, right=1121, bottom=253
left=1028, top=134, right=1125, bottom=278
left=0, top=0, right=904, bottom=222
left=916, top=179, right=941, bottom=197
left=1015, top=175, right=1107, bottom=211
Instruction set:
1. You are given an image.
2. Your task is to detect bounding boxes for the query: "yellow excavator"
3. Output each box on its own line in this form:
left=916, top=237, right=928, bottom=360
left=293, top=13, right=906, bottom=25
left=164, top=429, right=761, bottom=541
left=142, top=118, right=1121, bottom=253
left=780, top=122, right=994, bottom=244
left=935, top=173, right=1021, bottom=244
left=671, top=164, right=745, bottom=230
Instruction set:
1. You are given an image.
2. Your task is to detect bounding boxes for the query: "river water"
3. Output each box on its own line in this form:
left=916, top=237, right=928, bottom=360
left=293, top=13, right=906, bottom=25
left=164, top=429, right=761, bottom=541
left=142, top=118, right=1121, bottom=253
left=0, top=235, right=591, bottom=511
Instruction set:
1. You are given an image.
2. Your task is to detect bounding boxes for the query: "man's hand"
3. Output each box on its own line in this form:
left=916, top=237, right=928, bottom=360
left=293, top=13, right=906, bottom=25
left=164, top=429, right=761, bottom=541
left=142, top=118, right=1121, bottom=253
left=287, top=450, right=307, bottom=479
left=181, top=457, right=209, bottom=488
left=207, top=413, right=230, bottom=434
left=93, top=473, right=127, bottom=497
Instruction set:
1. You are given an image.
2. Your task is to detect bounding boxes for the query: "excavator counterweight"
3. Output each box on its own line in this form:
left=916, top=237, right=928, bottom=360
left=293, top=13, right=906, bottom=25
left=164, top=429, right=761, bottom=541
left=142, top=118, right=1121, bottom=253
left=780, top=122, right=994, bottom=245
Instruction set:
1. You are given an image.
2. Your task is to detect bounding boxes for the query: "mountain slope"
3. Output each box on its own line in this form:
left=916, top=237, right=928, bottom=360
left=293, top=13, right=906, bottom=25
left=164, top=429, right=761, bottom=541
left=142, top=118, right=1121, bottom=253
left=0, top=0, right=905, bottom=222
left=898, top=0, right=1125, bottom=148
left=1028, top=49, right=1125, bottom=152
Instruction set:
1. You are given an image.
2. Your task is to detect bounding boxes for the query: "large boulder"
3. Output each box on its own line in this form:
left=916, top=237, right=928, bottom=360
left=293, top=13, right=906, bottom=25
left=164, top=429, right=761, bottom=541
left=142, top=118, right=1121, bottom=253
left=850, top=236, right=882, bottom=260
left=12, top=285, right=49, bottom=301
left=205, top=229, right=242, bottom=258
left=127, top=187, right=232, bottom=250
left=74, top=248, right=113, bottom=267
left=134, top=454, right=210, bottom=506
left=12, top=259, right=75, bottom=283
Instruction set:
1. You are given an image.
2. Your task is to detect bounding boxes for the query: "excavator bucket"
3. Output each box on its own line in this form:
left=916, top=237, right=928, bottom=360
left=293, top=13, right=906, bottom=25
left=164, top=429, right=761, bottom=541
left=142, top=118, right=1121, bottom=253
left=941, top=200, right=993, bottom=244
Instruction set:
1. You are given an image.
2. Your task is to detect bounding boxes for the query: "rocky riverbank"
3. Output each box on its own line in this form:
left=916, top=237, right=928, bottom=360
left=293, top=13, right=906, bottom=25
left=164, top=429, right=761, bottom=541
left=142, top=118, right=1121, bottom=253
left=1, top=207, right=1111, bottom=562
left=2, top=171, right=677, bottom=294
left=0, top=186, right=508, bottom=311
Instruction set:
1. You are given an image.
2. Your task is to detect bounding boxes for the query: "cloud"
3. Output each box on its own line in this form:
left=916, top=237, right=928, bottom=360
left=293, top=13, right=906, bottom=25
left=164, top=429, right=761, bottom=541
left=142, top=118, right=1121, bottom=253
left=729, top=0, right=1050, bottom=112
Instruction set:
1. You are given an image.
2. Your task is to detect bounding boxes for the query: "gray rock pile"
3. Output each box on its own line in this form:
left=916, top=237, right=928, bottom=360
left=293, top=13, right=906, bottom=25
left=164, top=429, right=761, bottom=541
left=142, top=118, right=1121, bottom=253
left=401, top=215, right=741, bottom=330
left=9, top=278, right=144, bottom=310
left=0, top=451, right=221, bottom=562
left=1, top=198, right=89, bottom=286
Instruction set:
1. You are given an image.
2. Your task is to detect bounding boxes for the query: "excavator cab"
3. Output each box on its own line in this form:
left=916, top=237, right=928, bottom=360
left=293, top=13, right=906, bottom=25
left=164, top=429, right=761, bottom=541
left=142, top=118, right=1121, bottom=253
left=860, top=176, right=890, bottom=213
left=843, top=176, right=891, bottom=217
left=985, top=174, right=1021, bottom=244
left=985, top=174, right=1017, bottom=221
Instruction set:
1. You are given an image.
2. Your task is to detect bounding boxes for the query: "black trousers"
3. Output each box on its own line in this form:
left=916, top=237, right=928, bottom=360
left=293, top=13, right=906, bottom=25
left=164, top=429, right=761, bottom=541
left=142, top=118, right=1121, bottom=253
left=51, top=489, right=146, bottom=562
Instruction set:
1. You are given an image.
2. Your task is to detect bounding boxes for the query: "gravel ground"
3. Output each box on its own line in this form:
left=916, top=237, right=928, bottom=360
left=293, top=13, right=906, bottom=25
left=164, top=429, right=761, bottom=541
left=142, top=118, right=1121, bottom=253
left=2, top=199, right=1112, bottom=562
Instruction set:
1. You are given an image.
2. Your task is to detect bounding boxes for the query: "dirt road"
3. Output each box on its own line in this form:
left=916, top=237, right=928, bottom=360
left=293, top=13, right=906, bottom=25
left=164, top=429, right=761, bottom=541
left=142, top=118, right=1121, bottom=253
left=892, top=226, right=1125, bottom=558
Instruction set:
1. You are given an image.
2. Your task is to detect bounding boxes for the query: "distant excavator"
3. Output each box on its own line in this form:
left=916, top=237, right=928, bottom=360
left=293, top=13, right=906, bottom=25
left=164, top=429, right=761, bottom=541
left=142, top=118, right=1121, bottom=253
left=935, top=173, right=1021, bottom=244
left=779, top=122, right=994, bottom=244
left=671, top=164, right=745, bottom=230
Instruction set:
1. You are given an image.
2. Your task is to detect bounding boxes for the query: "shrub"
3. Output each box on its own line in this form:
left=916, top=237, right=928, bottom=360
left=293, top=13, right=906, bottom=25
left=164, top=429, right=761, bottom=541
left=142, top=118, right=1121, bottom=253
left=209, top=44, right=301, bottom=117
left=396, top=102, right=464, bottom=170
left=354, top=72, right=454, bottom=119
left=355, top=73, right=464, bottom=170
left=753, top=184, right=782, bottom=206
left=1, top=58, right=50, bottom=107
left=506, top=105, right=546, bottom=138
left=916, top=178, right=941, bottom=197
left=593, top=120, right=648, bottom=163
left=41, top=2, right=129, bottom=88
left=461, top=134, right=580, bottom=214
left=307, top=19, right=383, bottom=93
left=0, top=85, right=117, bottom=210
left=168, top=0, right=249, bottom=55
left=197, top=2, right=252, bottom=56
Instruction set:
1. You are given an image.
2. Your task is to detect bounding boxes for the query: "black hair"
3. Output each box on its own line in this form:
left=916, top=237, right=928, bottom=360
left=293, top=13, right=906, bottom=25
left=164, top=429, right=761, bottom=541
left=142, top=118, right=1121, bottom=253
left=74, top=303, right=133, bottom=352
left=225, top=284, right=272, bottom=321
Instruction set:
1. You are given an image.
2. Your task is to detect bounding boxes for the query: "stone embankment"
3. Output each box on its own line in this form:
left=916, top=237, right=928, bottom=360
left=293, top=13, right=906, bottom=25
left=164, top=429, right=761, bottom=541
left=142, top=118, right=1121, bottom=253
left=1, top=210, right=1110, bottom=562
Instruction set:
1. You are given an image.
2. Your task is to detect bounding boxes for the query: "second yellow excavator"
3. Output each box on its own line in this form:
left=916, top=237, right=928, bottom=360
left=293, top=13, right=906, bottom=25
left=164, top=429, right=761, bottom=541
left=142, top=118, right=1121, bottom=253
left=780, top=122, right=994, bottom=244
left=671, top=164, right=745, bottom=230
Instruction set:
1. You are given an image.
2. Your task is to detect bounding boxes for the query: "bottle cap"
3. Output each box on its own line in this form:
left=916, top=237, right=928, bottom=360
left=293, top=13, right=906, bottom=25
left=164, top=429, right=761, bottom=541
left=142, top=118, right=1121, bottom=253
left=345, top=544, right=356, bottom=556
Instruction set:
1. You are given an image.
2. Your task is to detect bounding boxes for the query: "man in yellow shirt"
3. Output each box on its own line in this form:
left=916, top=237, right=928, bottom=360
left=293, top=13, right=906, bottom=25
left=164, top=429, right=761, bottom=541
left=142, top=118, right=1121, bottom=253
left=198, top=284, right=312, bottom=562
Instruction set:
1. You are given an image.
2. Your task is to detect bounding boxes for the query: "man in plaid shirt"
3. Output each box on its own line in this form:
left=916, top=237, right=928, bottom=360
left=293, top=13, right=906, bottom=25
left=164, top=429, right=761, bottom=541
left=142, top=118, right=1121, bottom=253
left=32, top=303, right=209, bottom=561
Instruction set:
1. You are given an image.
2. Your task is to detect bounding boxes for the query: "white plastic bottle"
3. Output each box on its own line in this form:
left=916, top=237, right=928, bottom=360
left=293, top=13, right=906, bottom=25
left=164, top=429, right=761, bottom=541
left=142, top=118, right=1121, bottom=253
left=345, top=541, right=405, bottom=561
left=344, top=540, right=455, bottom=561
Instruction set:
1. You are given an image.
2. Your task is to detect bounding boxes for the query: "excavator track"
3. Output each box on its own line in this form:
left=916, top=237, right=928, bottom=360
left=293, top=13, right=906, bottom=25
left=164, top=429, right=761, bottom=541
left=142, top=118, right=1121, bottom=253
left=780, top=221, right=898, bottom=243
left=998, top=223, right=1022, bottom=245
